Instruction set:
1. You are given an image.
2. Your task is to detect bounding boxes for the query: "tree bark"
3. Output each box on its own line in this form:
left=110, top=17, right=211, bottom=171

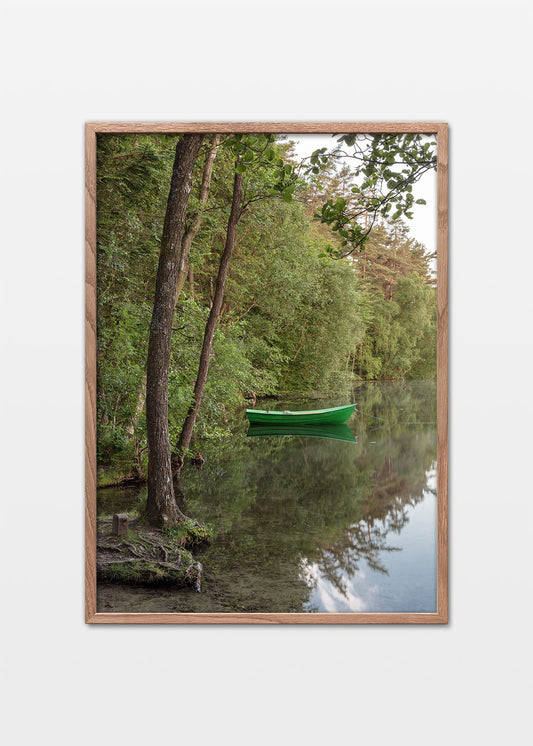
left=127, top=376, right=146, bottom=438
left=145, top=134, right=205, bottom=526
left=176, top=134, right=220, bottom=299
left=175, top=170, right=243, bottom=465
left=126, top=137, right=219, bottom=457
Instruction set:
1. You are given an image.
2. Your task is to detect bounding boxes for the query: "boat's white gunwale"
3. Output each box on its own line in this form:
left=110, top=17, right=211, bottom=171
left=245, top=404, right=355, bottom=416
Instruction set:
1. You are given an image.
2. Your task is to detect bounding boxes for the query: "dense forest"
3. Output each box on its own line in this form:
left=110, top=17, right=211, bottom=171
left=96, top=133, right=436, bottom=501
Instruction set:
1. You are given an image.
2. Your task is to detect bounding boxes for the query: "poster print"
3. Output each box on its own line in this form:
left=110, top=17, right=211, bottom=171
left=85, top=122, right=448, bottom=623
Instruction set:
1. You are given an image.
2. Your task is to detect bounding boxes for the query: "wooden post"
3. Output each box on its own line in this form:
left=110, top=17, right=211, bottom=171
left=112, top=514, right=128, bottom=537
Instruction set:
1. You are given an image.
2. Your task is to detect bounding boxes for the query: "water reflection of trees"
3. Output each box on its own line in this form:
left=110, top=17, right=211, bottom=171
left=178, top=381, right=438, bottom=612
left=312, top=478, right=430, bottom=600
left=351, top=379, right=437, bottom=430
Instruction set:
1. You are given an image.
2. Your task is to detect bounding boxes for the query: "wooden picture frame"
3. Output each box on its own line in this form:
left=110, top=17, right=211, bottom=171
left=86, top=122, right=448, bottom=624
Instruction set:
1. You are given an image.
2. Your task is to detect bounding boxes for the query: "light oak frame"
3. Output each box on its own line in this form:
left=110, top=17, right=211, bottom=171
left=86, top=122, right=448, bottom=624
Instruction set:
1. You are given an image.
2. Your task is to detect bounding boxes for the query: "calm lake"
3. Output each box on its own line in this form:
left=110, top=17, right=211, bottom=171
left=97, top=380, right=437, bottom=614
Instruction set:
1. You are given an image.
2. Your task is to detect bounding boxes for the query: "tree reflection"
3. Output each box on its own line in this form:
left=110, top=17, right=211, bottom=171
left=178, top=382, right=437, bottom=612
left=310, top=458, right=431, bottom=599
left=97, top=382, right=438, bottom=612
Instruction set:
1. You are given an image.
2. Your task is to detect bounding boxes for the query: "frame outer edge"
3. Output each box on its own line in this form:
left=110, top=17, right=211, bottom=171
left=85, top=124, right=97, bottom=622
left=85, top=122, right=448, bottom=624
left=86, top=121, right=447, bottom=134
left=436, top=124, right=449, bottom=622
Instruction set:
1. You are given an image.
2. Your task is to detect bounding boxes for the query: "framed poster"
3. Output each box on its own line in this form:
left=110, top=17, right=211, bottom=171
left=86, top=122, right=448, bottom=623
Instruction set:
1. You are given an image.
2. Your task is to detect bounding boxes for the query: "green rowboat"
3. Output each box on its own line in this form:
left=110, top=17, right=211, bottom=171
left=245, top=403, right=356, bottom=425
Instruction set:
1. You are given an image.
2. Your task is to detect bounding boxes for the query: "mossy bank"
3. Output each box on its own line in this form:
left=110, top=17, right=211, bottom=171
left=97, top=516, right=213, bottom=591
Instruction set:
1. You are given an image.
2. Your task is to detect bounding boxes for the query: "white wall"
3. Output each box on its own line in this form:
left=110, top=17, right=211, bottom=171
left=1, top=1, right=531, bottom=744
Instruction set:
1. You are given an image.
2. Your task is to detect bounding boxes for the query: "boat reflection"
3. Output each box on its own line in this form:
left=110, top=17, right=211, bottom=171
left=247, top=422, right=357, bottom=443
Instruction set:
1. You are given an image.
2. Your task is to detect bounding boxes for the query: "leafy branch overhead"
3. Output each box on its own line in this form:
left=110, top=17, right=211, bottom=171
left=305, top=133, right=437, bottom=257
left=226, top=133, right=299, bottom=209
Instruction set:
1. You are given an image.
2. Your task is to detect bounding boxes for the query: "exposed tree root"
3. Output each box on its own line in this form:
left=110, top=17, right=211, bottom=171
left=97, top=517, right=203, bottom=590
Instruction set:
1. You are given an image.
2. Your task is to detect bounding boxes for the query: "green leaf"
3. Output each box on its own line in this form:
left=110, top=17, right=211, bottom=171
left=415, top=198, right=427, bottom=205
left=235, top=163, right=246, bottom=174
left=340, top=135, right=356, bottom=147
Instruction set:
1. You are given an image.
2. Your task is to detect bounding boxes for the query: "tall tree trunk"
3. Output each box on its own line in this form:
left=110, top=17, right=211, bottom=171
left=176, top=134, right=220, bottom=299
left=145, top=134, right=205, bottom=526
left=175, top=170, right=243, bottom=465
left=124, top=135, right=220, bottom=456
left=125, top=136, right=219, bottom=457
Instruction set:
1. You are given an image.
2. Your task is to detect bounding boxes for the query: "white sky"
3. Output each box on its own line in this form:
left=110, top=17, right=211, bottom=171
left=286, top=134, right=437, bottom=259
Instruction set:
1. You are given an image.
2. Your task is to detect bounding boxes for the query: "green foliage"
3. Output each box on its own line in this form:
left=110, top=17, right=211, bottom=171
left=96, top=134, right=178, bottom=467
left=163, top=519, right=214, bottom=547
left=351, top=224, right=437, bottom=380
left=96, top=133, right=437, bottom=478
left=225, top=133, right=299, bottom=200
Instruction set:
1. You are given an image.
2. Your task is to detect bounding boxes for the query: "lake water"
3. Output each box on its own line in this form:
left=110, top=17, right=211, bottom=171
left=97, top=380, right=437, bottom=614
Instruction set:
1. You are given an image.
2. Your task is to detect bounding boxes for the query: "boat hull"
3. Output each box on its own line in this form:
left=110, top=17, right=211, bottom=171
left=245, top=403, right=356, bottom=425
